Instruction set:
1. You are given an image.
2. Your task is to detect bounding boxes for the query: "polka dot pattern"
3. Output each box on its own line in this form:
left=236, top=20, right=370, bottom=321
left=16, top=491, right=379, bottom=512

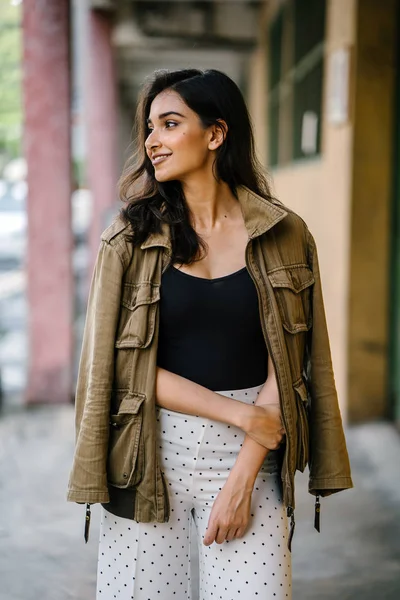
left=97, top=383, right=292, bottom=599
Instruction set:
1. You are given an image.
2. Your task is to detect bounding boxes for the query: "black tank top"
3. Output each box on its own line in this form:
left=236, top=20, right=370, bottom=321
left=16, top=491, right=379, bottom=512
left=156, top=265, right=269, bottom=390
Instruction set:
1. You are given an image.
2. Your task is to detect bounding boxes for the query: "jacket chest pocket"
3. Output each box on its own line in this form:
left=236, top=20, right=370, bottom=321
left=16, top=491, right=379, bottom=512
left=268, top=266, right=314, bottom=333
left=115, top=282, right=160, bottom=349
left=107, top=392, right=145, bottom=488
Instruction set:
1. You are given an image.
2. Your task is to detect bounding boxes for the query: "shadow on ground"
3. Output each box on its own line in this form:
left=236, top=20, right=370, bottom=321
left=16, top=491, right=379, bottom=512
left=0, top=406, right=399, bottom=600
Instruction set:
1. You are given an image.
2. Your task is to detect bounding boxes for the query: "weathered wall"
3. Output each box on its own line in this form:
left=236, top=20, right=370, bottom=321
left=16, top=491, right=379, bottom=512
left=22, top=0, right=73, bottom=404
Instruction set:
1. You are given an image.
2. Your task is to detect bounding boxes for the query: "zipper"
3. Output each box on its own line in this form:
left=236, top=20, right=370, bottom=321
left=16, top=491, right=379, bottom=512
left=245, top=239, right=295, bottom=549
left=84, top=503, right=91, bottom=543
left=287, top=505, right=295, bottom=552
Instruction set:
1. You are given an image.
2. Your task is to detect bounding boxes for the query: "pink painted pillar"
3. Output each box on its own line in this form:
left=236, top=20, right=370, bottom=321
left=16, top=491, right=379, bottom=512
left=22, top=0, right=73, bottom=404
left=87, top=10, right=119, bottom=270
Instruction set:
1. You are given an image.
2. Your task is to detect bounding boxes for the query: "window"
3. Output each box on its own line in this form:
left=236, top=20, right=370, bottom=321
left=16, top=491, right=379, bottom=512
left=268, top=0, right=326, bottom=166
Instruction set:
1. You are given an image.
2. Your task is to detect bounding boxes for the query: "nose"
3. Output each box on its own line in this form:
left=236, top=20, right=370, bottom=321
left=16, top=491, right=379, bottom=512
left=145, top=129, right=161, bottom=152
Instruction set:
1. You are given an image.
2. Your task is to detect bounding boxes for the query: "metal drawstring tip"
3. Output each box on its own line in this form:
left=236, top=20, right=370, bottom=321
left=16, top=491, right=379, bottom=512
left=84, top=503, right=91, bottom=543
left=314, top=495, right=321, bottom=533
left=287, top=506, right=295, bottom=552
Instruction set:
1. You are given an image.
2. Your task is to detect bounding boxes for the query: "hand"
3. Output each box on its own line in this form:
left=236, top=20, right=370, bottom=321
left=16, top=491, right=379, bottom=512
left=241, top=403, right=285, bottom=450
left=203, top=477, right=252, bottom=546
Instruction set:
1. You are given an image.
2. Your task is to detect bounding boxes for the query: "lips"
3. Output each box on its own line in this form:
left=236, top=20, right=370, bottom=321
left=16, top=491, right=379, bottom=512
left=151, top=153, right=172, bottom=166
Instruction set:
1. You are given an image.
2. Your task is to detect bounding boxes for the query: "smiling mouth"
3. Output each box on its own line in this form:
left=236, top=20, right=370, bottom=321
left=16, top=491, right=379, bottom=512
left=152, top=154, right=171, bottom=166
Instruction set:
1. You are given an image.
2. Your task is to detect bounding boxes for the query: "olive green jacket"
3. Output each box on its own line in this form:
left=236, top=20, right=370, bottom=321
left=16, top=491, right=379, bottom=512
left=67, top=186, right=353, bottom=521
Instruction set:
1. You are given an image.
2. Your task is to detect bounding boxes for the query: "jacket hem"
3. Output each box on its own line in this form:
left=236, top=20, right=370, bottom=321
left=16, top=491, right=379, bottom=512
left=133, top=487, right=170, bottom=523
left=67, top=489, right=110, bottom=504
left=308, top=476, right=354, bottom=496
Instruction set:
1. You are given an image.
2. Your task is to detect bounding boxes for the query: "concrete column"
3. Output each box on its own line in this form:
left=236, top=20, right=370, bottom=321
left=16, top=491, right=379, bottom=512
left=22, top=0, right=73, bottom=404
left=87, top=10, right=119, bottom=270
left=347, top=0, right=397, bottom=422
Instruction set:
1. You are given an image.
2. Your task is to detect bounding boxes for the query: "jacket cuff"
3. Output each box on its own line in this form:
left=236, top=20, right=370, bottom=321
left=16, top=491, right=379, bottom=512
left=308, top=475, right=354, bottom=497
left=67, top=489, right=110, bottom=504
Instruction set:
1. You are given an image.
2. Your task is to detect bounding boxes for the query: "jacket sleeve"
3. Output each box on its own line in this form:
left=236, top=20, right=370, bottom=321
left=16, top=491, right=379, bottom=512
left=67, top=240, right=124, bottom=504
left=306, top=231, right=353, bottom=497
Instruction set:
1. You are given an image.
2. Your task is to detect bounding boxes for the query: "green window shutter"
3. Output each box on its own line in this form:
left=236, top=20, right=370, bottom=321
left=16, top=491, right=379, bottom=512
left=269, top=11, right=283, bottom=90
left=292, top=0, right=326, bottom=160
left=294, top=0, right=326, bottom=63
left=268, top=0, right=326, bottom=166
left=269, top=99, right=280, bottom=167
left=293, top=53, right=324, bottom=159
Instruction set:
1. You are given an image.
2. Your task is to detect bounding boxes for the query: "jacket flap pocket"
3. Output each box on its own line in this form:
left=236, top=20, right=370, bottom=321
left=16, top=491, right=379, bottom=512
left=268, top=266, right=315, bottom=293
left=117, top=392, right=146, bottom=415
left=121, top=282, right=160, bottom=310
left=293, top=378, right=309, bottom=403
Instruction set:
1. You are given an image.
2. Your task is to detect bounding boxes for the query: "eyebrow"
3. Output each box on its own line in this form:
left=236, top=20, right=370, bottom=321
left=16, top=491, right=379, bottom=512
left=146, top=111, right=186, bottom=124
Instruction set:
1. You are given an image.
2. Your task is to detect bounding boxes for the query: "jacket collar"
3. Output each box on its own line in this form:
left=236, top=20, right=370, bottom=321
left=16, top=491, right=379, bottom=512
left=140, top=186, right=288, bottom=251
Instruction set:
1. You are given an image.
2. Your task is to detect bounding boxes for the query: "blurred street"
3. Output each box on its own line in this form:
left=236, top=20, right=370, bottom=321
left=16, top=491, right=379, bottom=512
left=0, top=268, right=27, bottom=410
left=1, top=239, right=400, bottom=600
left=0, top=401, right=399, bottom=600
left=1, top=1, right=400, bottom=599
left=0, top=243, right=88, bottom=412
left=0, top=255, right=400, bottom=599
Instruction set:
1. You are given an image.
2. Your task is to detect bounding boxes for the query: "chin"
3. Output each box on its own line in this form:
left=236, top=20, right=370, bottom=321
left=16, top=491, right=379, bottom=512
left=154, top=169, right=180, bottom=183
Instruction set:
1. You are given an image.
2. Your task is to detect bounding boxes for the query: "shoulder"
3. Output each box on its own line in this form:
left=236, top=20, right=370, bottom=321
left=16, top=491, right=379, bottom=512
left=271, top=199, right=313, bottom=240
left=263, top=200, right=318, bottom=267
left=100, top=214, right=134, bottom=268
left=101, top=214, right=131, bottom=242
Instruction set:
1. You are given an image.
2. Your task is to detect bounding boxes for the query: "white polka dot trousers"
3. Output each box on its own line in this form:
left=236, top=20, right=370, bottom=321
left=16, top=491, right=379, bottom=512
left=97, top=384, right=292, bottom=600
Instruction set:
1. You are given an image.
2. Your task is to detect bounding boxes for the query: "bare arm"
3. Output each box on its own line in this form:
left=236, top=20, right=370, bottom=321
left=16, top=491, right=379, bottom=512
left=203, top=355, right=283, bottom=545
left=156, top=367, right=249, bottom=427
left=155, top=367, right=283, bottom=450
left=228, top=353, right=281, bottom=488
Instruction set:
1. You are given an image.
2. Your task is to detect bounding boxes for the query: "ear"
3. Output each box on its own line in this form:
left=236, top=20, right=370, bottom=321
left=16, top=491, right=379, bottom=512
left=208, top=120, right=228, bottom=151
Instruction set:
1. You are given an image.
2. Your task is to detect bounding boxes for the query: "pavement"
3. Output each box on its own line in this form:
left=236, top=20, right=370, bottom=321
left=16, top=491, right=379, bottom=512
left=1, top=261, right=400, bottom=599
left=0, top=404, right=399, bottom=600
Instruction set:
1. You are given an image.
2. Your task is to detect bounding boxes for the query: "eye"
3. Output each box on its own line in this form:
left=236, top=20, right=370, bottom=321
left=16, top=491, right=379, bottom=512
left=165, top=120, right=178, bottom=129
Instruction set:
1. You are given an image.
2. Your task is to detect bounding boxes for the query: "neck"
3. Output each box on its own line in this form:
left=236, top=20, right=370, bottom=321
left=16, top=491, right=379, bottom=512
left=181, top=175, right=239, bottom=232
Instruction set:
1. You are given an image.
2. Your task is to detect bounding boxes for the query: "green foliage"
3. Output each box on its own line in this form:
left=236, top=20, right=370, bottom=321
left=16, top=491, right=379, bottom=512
left=0, top=2, right=22, bottom=163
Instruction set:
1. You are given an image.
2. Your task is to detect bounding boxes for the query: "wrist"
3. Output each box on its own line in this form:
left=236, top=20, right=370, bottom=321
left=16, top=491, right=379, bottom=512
left=227, top=465, right=256, bottom=492
left=233, top=401, right=254, bottom=431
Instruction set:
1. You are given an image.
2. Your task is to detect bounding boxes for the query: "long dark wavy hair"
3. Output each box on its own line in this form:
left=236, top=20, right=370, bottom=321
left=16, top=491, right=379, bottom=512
left=119, top=68, right=274, bottom=264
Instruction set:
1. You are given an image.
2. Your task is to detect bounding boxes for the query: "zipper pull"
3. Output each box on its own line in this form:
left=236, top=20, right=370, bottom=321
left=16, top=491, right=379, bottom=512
left=314, top=495, right=321, bottom=532
left=287, top=506, right=295, bottom=552
left=84, top=503, right=91, bottom=543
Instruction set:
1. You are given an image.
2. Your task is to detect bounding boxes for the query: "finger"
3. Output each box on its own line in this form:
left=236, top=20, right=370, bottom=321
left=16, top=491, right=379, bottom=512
left=232, top=528, right=242, bottom=540
left=225, top=528, right=237, bottom=542
left=203, top=522, right=218, bottom=546
left=215, top=527, right=229, bottom=544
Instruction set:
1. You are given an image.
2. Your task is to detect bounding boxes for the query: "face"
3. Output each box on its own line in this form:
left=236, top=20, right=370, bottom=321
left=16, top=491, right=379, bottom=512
left=145, top=90, right=223, bottom=183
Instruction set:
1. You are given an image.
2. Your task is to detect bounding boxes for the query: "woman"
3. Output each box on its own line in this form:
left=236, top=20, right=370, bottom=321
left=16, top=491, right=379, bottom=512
left=68, top=69, right=353, bottom=600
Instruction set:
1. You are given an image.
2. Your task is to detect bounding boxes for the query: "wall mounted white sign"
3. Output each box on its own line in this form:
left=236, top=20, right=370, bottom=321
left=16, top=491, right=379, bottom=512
left=301, top=111, right=319, bottom=154
left=327, top=48, right=350, bottom=125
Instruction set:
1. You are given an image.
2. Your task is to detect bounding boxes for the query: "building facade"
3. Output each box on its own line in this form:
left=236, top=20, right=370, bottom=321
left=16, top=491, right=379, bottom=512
left=22, top=0, right=400, bottom=426
left=249, top=0, right=399, bottom=424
